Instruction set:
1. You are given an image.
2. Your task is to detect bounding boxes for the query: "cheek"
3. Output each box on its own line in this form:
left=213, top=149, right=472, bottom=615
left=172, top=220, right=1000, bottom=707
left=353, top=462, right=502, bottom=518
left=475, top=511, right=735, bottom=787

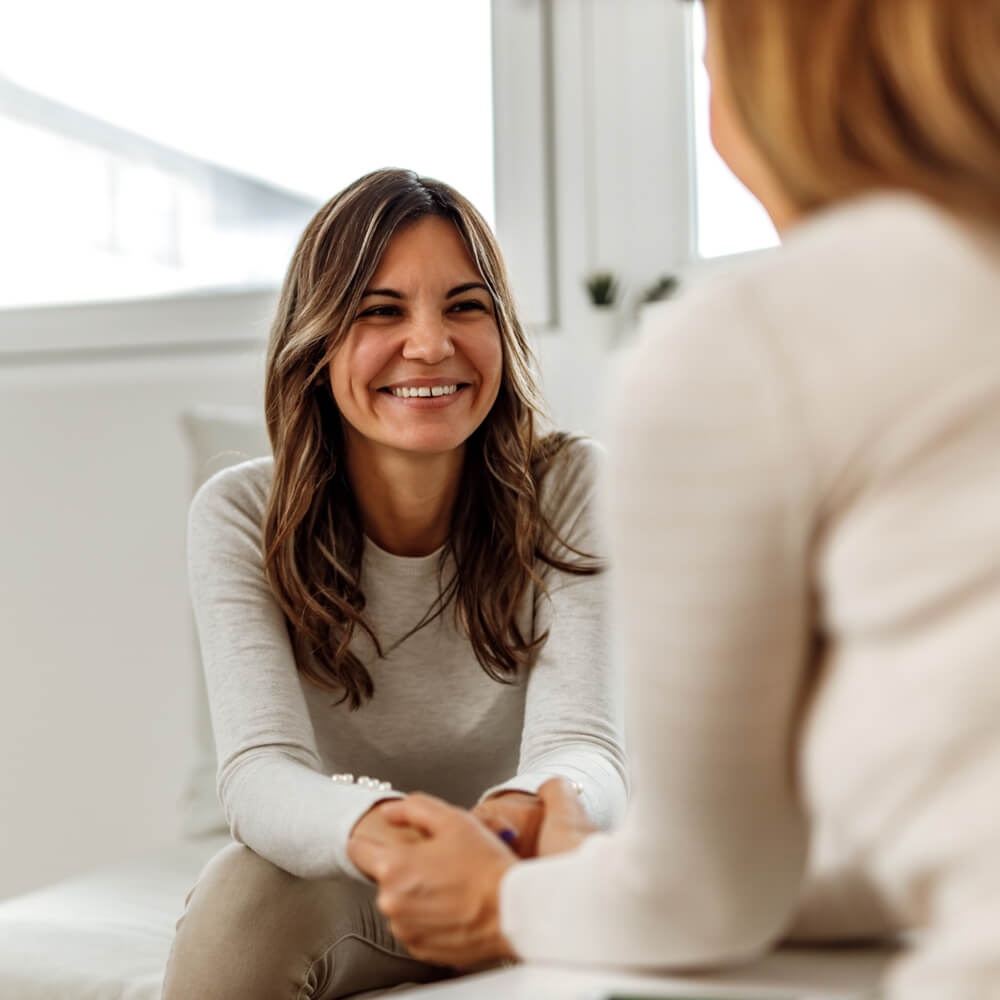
left=708, top=85, right=730, bottom=161
left=330, top=334, right=391, bottom=405
left=327, top=344, right=353, bottom=405
left=704, top=14, right=735, bottom=167
left=708, top=70, right=758, bottom=193
left=471, top=330, right=504, bottom=397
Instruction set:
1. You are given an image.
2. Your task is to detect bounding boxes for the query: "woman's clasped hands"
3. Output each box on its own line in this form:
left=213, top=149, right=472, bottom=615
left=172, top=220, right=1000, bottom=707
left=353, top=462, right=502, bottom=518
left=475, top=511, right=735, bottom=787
left=346, top=777, right=598, bottom=968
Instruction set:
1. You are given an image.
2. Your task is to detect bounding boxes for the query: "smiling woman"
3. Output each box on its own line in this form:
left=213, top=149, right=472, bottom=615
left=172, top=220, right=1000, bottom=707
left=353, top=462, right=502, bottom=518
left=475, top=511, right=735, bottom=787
left=161, top=168, right=627, bottom=1000
left=329, top=217, right=503, bottom=479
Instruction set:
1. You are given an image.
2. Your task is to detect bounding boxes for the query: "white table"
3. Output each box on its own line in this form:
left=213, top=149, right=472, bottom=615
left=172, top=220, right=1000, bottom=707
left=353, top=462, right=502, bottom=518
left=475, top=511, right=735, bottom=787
left=389, top=946, right=894, bottom=1000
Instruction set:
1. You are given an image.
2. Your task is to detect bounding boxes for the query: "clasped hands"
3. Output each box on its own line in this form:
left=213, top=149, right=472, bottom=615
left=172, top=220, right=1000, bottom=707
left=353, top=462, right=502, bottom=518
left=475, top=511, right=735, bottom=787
left=347, top=777, right=596, bottom=969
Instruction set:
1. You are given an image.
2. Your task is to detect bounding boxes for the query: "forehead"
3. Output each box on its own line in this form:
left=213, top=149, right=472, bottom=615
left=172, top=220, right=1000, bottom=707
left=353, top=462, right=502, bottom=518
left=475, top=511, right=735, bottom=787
left=371, top=215, right=480, bottom=283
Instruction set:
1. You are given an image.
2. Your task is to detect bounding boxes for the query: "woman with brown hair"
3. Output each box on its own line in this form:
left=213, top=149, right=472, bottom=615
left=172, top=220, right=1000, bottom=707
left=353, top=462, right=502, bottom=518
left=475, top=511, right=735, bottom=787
left=160, top=168, right=627, bottom=999
left=356, top=2, right=1000, bottom=996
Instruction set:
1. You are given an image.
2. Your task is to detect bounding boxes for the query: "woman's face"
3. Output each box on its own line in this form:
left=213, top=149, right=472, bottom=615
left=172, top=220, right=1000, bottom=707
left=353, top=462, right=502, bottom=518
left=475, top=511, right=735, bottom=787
left=328, top=215, right=503, bottom=465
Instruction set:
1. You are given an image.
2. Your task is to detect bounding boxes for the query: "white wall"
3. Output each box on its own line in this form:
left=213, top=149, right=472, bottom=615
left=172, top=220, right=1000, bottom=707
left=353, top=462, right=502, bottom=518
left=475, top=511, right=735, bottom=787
left=0, top=297, right=269, bottom=900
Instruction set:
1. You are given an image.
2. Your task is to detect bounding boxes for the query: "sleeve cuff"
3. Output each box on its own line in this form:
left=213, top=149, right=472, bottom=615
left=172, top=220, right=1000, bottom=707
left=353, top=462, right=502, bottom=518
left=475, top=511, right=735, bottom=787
left=476, top=770, right=564, bottom=804
left=498, top=832, right=613, bottom=959
left=478, top=763, right=619, bottom=829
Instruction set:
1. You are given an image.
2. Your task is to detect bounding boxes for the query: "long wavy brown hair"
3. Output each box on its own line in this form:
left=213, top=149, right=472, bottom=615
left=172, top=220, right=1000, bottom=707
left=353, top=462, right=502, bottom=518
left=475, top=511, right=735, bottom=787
left=263, top=168, right=599, bottom=709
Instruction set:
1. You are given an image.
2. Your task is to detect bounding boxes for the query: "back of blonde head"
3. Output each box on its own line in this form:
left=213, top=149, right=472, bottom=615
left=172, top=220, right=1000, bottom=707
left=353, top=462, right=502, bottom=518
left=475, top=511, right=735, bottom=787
left=707, top=0, right=1000, bottom=224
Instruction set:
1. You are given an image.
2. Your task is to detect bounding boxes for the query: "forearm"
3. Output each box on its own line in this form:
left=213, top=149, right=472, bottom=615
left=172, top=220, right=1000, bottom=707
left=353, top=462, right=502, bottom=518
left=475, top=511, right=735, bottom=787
left=498, top=290, right=816, bottom=968
left=784, top=864, right=902, bottom=943
left=220, top=752, right=403, bottom=880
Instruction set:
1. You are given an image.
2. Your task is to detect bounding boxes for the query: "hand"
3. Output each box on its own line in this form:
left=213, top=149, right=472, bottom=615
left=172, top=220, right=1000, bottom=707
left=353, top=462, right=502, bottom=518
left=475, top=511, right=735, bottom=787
left=535, top=777, right=598, bottom=857
left=346, top=799, right=425, bottom=880
left=471, top=791, right=543, bottom=858
left=350, top=793, right=519, bottom=968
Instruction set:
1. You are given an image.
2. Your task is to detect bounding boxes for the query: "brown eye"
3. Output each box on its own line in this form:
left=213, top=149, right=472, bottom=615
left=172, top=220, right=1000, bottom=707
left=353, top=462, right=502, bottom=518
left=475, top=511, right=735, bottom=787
left=357, top=305, right=401, bottom=319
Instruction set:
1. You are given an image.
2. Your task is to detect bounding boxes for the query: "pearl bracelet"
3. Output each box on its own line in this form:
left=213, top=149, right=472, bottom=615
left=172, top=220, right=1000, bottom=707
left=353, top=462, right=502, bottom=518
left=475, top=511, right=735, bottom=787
left=332, top=773, right=583, bottom=796
left=331, top=773, right=394, bottom=792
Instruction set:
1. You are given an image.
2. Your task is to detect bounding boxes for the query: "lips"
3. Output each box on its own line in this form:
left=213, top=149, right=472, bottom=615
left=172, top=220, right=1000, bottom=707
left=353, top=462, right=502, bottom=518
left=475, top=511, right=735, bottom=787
left=378, top=377, right=472, bottom=396
left=377, top=378, right=473, bottom=408
left=389, top=384, right=459, bottom=398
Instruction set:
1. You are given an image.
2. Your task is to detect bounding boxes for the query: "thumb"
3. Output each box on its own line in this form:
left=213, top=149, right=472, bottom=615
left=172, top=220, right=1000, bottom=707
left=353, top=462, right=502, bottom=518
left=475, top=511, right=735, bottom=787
left=377, top=793, right=457, bottom=836
left=537, top=777, right=587, bottom=822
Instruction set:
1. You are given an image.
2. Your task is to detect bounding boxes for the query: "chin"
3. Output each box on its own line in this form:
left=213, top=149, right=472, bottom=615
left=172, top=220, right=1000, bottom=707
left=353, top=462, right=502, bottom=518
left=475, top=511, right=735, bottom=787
left=379, top=428, right=469, bottom=457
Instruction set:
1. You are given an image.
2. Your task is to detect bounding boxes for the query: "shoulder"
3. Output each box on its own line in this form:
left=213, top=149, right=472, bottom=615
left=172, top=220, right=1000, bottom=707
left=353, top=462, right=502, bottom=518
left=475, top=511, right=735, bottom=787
left=759, top=192, right=987, bottom=303
left=189, top=456, right=274, bottom=538
left=781, top=190, right=981, bottom=264
left=620, top=193, right=993, bottom=405
left=613, top=269, right=777, bottom=427
left=731, top=192, right=995, bottom=357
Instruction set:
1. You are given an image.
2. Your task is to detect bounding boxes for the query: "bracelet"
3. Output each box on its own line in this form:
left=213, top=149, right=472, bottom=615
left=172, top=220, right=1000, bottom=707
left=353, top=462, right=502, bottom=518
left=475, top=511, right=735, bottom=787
left=331, top=773, right=394, bottom=792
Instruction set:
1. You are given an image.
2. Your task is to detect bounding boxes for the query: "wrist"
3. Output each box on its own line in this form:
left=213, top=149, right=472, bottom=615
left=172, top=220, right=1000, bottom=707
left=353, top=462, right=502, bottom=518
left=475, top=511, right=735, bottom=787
left=482, top=789, right=537, bottom=803
left=349, top=798, right=397, bottom=837
left=491, top=863, right=519, bottom=961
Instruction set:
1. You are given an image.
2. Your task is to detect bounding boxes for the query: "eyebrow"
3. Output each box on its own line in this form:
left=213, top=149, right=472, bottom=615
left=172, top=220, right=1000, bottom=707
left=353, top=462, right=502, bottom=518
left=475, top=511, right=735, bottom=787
left=359, top=282, right=491, bottom=300
left=446, top=282, right=490, bottom=298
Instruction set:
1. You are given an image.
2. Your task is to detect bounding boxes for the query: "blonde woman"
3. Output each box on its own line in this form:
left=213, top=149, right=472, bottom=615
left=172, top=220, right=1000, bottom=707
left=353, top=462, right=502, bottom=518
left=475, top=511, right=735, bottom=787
left=356, top=3, right=1000, bottom=996
left=160, top=168, right=627, bottom=999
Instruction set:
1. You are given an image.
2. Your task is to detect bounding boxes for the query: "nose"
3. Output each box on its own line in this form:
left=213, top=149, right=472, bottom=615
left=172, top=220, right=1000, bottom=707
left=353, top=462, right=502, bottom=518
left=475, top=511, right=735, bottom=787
left=400, top=311, right=455, bottom=365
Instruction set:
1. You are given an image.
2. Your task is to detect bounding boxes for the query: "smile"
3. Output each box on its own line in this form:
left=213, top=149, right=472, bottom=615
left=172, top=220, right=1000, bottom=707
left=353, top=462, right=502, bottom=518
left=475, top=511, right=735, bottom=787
left=390, top=384, right=459, bottom=398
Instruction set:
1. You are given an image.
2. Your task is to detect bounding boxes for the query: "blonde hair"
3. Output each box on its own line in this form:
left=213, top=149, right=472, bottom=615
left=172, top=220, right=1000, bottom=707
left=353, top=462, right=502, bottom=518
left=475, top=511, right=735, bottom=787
left=263, top=168, right=598, bottom=709
left=704, top=0, right=1000, bottom=224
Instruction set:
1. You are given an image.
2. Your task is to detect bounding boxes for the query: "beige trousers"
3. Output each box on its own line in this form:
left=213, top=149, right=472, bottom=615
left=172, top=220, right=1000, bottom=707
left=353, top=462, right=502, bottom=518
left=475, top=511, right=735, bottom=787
left=161, top=842, right=453, bottom=1000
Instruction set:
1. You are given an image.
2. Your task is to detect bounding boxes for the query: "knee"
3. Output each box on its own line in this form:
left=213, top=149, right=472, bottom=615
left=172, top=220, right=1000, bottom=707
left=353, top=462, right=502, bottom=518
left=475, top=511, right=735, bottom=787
left=164, top=844, right=324, bottom=999
left=197, top=842, right=291, bottom=894
left=186, top=842, right=308, bottom=935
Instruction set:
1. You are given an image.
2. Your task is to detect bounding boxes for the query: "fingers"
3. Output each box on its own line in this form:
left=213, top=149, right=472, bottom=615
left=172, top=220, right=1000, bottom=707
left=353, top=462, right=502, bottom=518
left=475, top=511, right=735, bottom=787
left=389, top=920, right=518, bottom=969
left=347, top=819, right=426, bottom=881
left=378, top=793, right=458, bottom=834
left=346, top=836, right=383, bottom=880
left=471, top=808, right=520, bottom=851
left=536, top=776, right=587, bottom=821
left=469, top=805, right=508, bottom=833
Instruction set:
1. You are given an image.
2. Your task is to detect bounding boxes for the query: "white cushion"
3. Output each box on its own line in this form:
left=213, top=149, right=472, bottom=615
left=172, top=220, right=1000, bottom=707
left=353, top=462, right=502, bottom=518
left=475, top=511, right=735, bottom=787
left=0, top=835, right=229, bottom=999
left=179, top=405, right=270, bottom=836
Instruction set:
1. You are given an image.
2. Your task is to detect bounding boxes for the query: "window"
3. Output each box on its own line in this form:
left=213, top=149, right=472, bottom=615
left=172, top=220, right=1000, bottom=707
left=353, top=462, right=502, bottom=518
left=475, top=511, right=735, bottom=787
left=0, top=0, right=494, bottom=310
left=689, top=4, right=778, bottom=259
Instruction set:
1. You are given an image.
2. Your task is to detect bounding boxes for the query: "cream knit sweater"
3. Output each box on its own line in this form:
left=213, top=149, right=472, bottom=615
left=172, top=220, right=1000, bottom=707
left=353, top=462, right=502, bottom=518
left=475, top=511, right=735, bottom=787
left=500, top=194, right=1000, bottom=999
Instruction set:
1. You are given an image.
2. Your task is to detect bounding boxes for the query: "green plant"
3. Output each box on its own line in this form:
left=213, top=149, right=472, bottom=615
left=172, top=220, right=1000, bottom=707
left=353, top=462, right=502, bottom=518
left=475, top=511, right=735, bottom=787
left=583, top=270, right=619, bottom=307
left=639, top=273, right=679, bottom=305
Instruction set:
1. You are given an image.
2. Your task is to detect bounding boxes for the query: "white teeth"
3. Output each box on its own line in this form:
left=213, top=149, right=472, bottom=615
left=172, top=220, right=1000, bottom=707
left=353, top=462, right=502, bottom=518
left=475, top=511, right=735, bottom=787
left=391, top=384, right=459, bottom=398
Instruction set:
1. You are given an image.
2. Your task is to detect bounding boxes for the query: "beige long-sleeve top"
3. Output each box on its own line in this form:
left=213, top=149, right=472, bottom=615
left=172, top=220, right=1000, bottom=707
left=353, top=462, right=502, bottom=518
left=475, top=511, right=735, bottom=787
left=500, top=194, right=1000, bottom=999
left=188, top=438, right=627, bottom=882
